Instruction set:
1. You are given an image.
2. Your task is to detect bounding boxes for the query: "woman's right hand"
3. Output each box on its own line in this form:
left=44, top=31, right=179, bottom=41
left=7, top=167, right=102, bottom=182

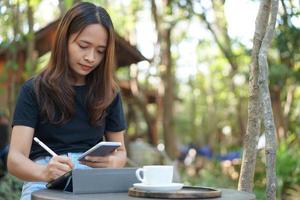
left=43, top=155, right=74, bottom=182
left=8, top=126, right=75, bottom=182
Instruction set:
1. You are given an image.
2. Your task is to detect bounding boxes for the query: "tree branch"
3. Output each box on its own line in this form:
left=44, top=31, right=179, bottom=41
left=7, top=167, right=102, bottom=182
left=258, top=0, right=279, bottom=199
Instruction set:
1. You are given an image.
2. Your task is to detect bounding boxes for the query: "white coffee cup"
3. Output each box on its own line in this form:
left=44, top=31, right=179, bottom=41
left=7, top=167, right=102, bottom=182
left=135, top=165, right=173, bottom=185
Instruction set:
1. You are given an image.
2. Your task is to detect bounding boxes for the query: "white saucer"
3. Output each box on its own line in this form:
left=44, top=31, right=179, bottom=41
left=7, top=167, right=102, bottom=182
left=133, top=183, right=184, bottom=192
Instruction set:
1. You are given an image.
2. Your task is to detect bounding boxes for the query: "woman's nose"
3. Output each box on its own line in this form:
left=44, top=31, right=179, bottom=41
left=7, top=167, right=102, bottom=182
left=84, top=50, right=96, bottom=63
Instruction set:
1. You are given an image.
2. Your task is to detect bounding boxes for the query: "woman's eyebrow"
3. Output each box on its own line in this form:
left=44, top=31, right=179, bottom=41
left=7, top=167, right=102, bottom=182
left=79, top=40, right=106, bottom=48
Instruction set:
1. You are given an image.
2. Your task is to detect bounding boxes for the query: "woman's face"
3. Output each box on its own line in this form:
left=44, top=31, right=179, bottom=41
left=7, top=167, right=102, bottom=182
left=68, top=24, right=108, bottom=85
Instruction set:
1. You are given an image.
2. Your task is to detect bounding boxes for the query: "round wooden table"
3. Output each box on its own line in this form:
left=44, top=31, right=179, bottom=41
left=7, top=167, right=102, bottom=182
left=32, top=188, right=256, bottom=200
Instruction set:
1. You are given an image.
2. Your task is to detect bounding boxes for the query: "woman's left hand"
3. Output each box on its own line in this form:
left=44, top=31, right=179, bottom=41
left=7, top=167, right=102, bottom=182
left=80, top=131, right=127, bottom=168
left=80, top=151, right=126, bottom=168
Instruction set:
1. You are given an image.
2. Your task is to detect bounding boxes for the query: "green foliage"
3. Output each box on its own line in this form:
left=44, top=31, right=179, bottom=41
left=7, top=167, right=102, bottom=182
left=252, top=135, right=300, bottom=199
left=28, top=0, right=40, bottom=7
left=64, top=0, right=74, bottom=9
left=34, top=51, right=50, bottom=73
left=0, top=174, right=22, bottom=200
left=104, top=0, right=143, bottom=37
left=269, top=63, right=291, bottom=87
left=175, top=48, right=249, bottom=148
left=276, top=135, right=300, bottom=198
left=116, top=67, right=130, bottom=80
left=5, top=60, right=18, bottom=71
left=276, top=24, right=300, bottom=57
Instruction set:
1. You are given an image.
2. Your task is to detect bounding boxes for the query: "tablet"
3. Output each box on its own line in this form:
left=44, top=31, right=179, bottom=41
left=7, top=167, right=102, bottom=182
left=77, top=141, right=121, bottom=161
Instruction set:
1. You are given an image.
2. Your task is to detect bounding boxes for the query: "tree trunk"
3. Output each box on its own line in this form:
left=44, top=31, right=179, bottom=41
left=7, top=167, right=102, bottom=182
left=58, top=0, right=67, bottom=15
left=132, top=94, right=158, bottom=145
left=188, top=79, right=199, bottom=144
left=238, top=0, right=270, bottom=192
left=161, top=28, right=178, bottom=159
left=270, top=86, right=286, bottom=140
left=151, top=0, right=179, bottom=159
left=128, top=64, right=159, bottom=145
left=7, top=2, right=20, bottom=119
left=239, top=2, right=279, bottom=199
left=26, top=0, right=37, bottom=77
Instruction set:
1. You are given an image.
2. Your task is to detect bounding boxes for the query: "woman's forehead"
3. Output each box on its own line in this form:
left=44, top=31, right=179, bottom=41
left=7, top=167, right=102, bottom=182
left=71, top=24, right=108, bottom=47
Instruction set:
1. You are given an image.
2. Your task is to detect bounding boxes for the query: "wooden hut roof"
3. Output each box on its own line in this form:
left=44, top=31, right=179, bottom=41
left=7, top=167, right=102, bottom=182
left=0, top=19, right=147, bottom=70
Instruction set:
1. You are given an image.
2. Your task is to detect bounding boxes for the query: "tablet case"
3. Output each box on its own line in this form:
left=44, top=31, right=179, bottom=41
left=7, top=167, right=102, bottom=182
left=46, top=168, right=138, bottom=194
left=46, top=170, right=72, bottom=191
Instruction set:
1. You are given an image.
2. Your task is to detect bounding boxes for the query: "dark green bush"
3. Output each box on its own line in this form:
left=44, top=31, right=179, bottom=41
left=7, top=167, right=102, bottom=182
left=0, top=174, right=22, bottom=200
left=276, top=136, right=300, bottom=199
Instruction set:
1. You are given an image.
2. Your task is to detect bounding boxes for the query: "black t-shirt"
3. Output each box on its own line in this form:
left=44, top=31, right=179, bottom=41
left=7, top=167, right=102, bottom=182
left=12, top=78, right=126, bottom=160
left=0, top=124, right=9, bottom=149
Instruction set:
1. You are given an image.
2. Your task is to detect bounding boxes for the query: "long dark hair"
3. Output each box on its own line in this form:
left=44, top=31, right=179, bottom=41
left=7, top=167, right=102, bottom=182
left=35, top=2, right=117, bottom=126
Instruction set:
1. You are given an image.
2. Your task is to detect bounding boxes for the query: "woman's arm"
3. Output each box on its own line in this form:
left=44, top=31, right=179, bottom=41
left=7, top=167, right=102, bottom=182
left=80, top=131, right=127, bottom=168
left=7, top=125, right=74, bottom=182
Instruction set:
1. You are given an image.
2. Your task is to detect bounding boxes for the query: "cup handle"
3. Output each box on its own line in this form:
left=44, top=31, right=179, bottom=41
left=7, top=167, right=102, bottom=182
left=135, top=168, right=144, bottom=182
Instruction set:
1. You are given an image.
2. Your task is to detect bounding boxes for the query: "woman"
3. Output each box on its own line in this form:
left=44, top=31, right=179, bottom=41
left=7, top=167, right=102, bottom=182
left=7, top=2, right=127, bottom=199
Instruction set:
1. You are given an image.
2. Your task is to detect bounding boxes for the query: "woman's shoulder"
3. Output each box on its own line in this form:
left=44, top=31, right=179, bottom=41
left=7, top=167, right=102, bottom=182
left=111, top=89, right=121, bottom=101
left=21, top=77, right=37, bottom=92
left=107, top=90, right=122, bottom=109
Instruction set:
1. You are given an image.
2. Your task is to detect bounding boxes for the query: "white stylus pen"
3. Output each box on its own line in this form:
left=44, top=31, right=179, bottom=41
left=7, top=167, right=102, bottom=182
left=33, top=137, right=58, bottom=157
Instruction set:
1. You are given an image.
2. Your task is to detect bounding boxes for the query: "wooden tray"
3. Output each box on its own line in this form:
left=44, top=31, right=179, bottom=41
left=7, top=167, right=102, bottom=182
left=128, top=186, right=222, bottom=199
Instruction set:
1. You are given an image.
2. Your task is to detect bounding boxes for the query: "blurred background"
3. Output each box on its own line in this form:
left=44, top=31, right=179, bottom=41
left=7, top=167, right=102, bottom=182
left=0, top=0, right=299, bottom=199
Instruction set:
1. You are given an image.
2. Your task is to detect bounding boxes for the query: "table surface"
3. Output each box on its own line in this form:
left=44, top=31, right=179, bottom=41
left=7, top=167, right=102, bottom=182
left=32, top=188, right=256, bottom=200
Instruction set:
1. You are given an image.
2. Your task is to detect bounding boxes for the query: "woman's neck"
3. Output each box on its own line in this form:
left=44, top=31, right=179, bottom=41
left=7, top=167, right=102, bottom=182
left=69, top=76, right=85, bottom=86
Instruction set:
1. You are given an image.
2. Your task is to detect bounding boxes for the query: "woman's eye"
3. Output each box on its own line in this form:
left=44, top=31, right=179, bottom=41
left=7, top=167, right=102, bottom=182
left=97, top=50, right=105, bottom=54
left=78, top=44, right=88, bottom=49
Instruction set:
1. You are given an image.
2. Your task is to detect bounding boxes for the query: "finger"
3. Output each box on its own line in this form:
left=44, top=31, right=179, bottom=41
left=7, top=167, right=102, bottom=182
left=49, top=169, right=69, bottom=181
left=55, top=156, right=74, bottom=169
left=51, top=157, right=73, bottom=172
left=57, top=163, right=72, bottom=173
left=85, top=156, right=108, bottom=163
left=80, top=160, right=107, bottom=168
left=55, top=169, right=68, bottom=177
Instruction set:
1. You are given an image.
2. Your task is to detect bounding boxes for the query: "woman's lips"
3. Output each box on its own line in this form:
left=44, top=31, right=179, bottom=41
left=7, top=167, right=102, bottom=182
left=79, top=64, right=93, bottom=72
